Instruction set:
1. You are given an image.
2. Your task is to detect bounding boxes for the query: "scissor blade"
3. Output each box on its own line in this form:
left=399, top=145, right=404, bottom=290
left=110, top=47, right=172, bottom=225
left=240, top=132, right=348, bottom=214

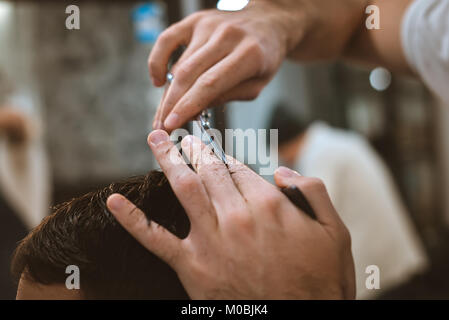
left=195, top=115, right=228, bottom=165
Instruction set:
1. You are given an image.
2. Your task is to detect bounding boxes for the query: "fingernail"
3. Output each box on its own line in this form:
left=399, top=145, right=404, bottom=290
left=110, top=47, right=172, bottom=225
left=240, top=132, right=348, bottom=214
left=182, top=135, right=194, bottom=146
left=164, top=113, right=180, bottom=129
left=108, top=194, right=125, bottom=211
left=276, top=166, right=300, bottom=177
left=149, top=130, right=169, bottom=146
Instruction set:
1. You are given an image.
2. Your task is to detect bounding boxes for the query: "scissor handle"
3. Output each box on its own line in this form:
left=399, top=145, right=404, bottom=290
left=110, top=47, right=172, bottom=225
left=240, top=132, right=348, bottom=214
left=281, top=185, right=317, bottom=220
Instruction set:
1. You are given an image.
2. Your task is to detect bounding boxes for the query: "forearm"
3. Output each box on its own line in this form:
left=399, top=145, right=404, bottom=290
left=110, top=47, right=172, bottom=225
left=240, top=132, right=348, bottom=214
left=344, top=0, right=414, bottom=74
left=259, top=0, right=413, bottom=72
left=260, top=0, right=369, bottom=62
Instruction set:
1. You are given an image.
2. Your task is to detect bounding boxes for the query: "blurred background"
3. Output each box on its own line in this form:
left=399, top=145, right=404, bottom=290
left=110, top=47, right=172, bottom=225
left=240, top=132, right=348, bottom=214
left=1, top=0, right=449, bottom=299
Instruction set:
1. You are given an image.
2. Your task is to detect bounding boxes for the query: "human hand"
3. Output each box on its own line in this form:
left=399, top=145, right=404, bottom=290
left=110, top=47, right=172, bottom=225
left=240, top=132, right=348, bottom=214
left=149, top=1, right=296, bottom=131
left=107, top=130, right=355, bottom=299
left=149, top=0, right=367, bottom=131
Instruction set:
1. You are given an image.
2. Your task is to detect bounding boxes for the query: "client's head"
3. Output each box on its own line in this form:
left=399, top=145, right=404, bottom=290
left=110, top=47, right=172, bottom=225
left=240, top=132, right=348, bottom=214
left=11, top=171, right=190, bottom=300
left=268, top=103, right=310, bottom=166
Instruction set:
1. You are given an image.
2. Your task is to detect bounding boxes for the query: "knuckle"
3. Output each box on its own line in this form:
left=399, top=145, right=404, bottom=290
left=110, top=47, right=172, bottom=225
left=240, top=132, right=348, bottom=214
left=126, top=203, right=140, bottom=218
left=228, top=210, right=253, bottom=231
left=218, top=23, right=244, bottom=40
left=302, top=177, right=327, bottom=194
left=246, top=84, right=263, bottom=100
left=200, top=73, right=219, bottom=89
left=200, top=160, right=224, bottom=176
left=174, top=64, right=190, bottom=82
left=197, top=16, right=217, bottom=30
left=167, top=147, right=185, bottom=165
left=122, top=203, right=146, bottom=227
left=262, top=191, right=283, bottom=211
left=148, top=223, right=164, bottom=246
left=228, top=163, right=247, bottom=177
left=148, top=59, right=161, bottom=75
left=190, top=10, right=208, bottom=22
left=176, top=172, right=200, bottom=192
left=244, top=40, right=264, bottom=63
left=157, top=30, right=174, bottom=45
left=156, top=139, right=174, bottom=154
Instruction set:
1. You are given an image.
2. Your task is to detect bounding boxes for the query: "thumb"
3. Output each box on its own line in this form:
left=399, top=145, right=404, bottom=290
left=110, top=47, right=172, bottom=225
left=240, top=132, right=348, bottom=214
left=274, top=166, right=340, bottom=227
left=107, top=193, right=184, bottom=268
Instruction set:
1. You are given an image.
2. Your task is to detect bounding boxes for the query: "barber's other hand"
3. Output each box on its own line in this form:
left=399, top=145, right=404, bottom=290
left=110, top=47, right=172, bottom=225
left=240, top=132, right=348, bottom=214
left=150, top=0, right=367, bottom=131
left=150, top=1, right=292, bottom=131
left=107, top=130, right=355, bottom=299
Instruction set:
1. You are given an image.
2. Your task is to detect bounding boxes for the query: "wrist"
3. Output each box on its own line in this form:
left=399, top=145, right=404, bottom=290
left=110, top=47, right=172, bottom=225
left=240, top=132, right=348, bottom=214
left=249, top=0, right=308, bottom=56
left=262, top=0, right=369, bottom=61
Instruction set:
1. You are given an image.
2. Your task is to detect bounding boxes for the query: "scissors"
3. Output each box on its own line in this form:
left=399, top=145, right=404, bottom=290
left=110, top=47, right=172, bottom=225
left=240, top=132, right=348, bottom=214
left=165, top=72, right=316, bottom=220
left=166, top=73, right=228, bottom=165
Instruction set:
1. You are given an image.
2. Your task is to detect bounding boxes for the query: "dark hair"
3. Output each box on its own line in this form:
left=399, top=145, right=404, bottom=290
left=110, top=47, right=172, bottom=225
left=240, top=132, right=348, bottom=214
left=11, top=171, right=190, bottom=299
left=268, top=103, right=310, bottom=146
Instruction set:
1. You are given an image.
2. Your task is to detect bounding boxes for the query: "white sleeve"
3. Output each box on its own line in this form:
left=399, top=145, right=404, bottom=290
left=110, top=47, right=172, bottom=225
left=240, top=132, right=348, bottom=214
left=401, top=0, right=449, bottom=103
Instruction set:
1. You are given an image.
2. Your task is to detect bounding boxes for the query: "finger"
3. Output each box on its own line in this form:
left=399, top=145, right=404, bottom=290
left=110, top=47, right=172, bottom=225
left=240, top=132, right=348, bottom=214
left=158, top=35, right=235, bottom=127
left=107, top=193, right=183, bottom=268
left=225, top=155, right=297, bottom=228
left=153, top=86, right=169, bottom=130
left=148, top=19, right=194, bottom=87
left=181, top=135, right=246, bottom=214
left=153, top=33, right=210, bottom=130
left=147, top=130, right=217, bottom=230
left=225, top=154, right=274, bottom=202
left=153, top=78, right=270, bottom=129
left=209, top=77, right=268, bottom=107
left=171, top=32, right=210, bottom=69
left=274, top=166, right=340, bottom=226
left=164, top=42, right=263, bottom=130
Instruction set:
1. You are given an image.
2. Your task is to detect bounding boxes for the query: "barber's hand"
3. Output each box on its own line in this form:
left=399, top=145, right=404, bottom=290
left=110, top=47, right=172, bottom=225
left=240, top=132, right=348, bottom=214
left=0, top=108, right=29, bottom=144
left=150, top=1, right=293, bottom=131
left=107, top=130, right=355, bottom=299
left=149, top=0, right=367, bottom=131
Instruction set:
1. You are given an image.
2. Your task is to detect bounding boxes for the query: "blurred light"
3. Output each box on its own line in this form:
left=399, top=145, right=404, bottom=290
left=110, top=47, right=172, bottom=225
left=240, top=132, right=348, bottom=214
left=181, top=0, right=201, bottom=16
left=132, top=3, right=166, bottom=44
left=0, top=1, right=12, bottom=20
left=369, top=67, right=392, bottom=91
left=217, top=0, right=249, bottom=11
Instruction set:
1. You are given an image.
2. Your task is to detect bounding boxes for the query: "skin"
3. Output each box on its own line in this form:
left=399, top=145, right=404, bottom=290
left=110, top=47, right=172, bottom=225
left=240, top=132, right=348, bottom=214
left=108, top=0, right=414, bottom=300
left=344, top=0, right=413, bottom=74
left=150, top=0, right=370, bottom=131
left=150, top=0, right=414, bottom=131
left=107, top=130, right=356, bottom=299
left=16, top=274, right=82, bottom=300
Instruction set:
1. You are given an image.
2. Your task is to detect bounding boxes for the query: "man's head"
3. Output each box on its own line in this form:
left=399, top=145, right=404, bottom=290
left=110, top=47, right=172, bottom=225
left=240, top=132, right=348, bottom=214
left=268, top=103, right=310, bottom=166
left=11, top=171, right=191, bottom=299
